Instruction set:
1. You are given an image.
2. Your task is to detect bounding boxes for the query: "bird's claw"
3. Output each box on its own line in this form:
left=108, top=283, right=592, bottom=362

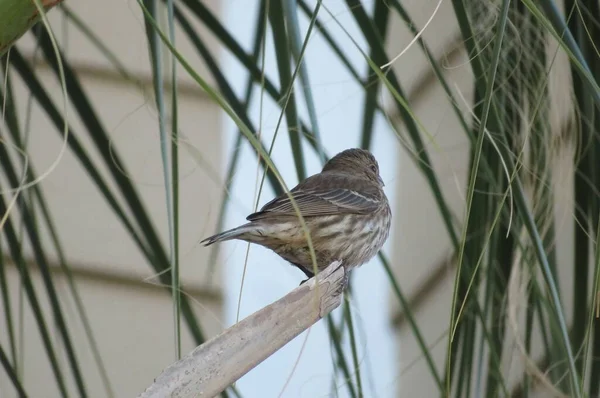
left=298, top=262, right=348, bottom=291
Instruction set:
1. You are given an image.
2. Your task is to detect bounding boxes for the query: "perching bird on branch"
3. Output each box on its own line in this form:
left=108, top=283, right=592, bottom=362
left=201, top=148, right=391, bottom=282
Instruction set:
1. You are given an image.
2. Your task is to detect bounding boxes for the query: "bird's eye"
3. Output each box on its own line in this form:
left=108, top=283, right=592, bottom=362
left=370, top=165, right=378, bottom=173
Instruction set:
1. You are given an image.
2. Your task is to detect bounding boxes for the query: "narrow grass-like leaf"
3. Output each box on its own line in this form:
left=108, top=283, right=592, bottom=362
left=326, top=315, right=358, bottom=398
left=343, top=298, right=362, bottom=397
left=282, top=0, right=326, bottom=163
left=584, top=206, right=600, bottom=396
left=359, top=0, right=389, bottom=151
left=523, top=270, right=536, bottom=398
left=378, top=252, right=443, bottom=390
left=525, top=2, right=563, bottom=379
left=166, top=0, right=182, bottom=362
left=203, top=0, right=267, bottom=281
left=0, top=238, right=17, bottom=371
left=484, top=219, right=514, bottom=396
left=534, top=0, right=600, bottom=107
left=566, top=3, right=593, bottom=377
left=0, top=73, right=19, bottom=375
left=589, top=321, right=600, bottom=397
left=564, top=3, right=600, bottom=391
left=268, top=0, right=306, bottom=182
left=140, top=0, right=181, bottom=360
left=0, top=343, right=27, bottom=397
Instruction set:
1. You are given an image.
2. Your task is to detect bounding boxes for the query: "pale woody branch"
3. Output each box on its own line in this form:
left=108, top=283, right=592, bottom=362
left=139, top=261, right=345, bottom=398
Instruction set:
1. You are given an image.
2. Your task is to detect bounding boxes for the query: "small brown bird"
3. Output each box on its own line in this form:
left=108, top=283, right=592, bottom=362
left=201, top=148, right=391, bottom=282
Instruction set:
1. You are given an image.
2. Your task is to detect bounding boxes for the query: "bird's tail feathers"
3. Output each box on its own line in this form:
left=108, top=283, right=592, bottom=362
left=200, top=223, right=256, bottom=246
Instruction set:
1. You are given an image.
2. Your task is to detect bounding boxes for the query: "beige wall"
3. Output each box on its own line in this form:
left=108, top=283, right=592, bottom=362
left=385, top=0, right=577, bottom=396
left=389, top=47, right=474, bottom=397
left=0, top=0, right=225, bottom=396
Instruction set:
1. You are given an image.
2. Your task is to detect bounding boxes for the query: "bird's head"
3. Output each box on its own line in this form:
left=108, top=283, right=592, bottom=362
left=322, top=148, right=385, bottom=187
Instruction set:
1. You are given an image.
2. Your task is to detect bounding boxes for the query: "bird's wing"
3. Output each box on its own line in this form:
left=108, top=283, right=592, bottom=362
left=246, top=174, right=381, bottom=221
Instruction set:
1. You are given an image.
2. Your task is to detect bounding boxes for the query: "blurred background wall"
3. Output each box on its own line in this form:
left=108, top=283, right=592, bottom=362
left=0, top=0, right=225, bottom=396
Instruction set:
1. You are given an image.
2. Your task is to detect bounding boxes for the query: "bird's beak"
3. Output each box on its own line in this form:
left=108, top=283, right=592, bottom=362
left=378, top=175, right=385, bottom=187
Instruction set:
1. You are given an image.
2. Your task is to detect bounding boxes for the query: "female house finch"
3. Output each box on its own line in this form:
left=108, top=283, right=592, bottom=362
left=201, top=148, right=391, bottom=282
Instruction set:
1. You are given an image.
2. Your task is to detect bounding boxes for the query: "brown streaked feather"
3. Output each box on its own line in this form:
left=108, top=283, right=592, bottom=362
left=246, top=172, right=382, bottom=221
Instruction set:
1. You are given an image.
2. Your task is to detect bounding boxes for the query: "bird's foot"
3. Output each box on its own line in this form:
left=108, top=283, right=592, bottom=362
left=298, top=262, right=347, bottom=289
